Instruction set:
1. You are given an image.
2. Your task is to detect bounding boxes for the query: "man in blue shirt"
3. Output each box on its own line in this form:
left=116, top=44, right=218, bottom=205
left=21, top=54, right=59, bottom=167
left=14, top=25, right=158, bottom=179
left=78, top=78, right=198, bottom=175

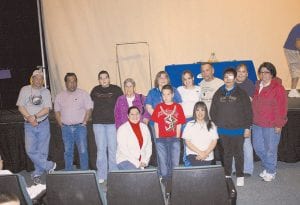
left=284, top=23, right=300, bottom=97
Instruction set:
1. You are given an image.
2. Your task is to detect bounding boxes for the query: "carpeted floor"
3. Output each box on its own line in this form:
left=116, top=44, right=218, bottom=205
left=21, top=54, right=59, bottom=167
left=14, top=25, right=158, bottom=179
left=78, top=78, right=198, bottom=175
left=18, top=161, right=300, bottom=205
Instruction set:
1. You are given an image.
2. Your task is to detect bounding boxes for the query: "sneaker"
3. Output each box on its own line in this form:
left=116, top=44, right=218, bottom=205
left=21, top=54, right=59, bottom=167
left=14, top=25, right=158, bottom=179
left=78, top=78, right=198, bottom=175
left=288, top=89, right=300, bottom=98
left=225, top=175, right=232, bottom=178
left=236, top=177, right=244, bottom=187
left=263, top=173, right=275, bottom=182
left=244, top=173, right=252, bottom=177
left=33, top=176, right=42, bottom=185
left=99, top=179, right=105, bottom=184
left=259, top=170, right=267, bottom=178
left=48, top=162, right=56, bottom=174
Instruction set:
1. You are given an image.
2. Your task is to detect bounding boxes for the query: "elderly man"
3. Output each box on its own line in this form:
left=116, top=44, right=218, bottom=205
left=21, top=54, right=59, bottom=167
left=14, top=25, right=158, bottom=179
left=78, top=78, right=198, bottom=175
left=54, top=72, right=93, bottom=171
left=16, top=69, right=56, bottom=184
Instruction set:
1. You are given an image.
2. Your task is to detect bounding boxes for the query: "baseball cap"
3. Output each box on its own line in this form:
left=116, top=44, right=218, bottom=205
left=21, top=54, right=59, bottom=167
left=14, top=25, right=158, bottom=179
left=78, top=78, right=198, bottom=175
left=32, top=70, right=44, bottom=77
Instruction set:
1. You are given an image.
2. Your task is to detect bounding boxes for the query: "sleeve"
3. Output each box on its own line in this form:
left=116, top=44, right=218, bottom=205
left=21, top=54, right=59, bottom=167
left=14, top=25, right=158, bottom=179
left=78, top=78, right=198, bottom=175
left=54, top=94, right=60, bottom=112
left=151, top=105, right=160, bottom=122
left=210, top=123, right=219, bottom=140
left=141, top=94, right=151, bottom=120
left=16, top=87, right=26, bottom=106
left=274, top=86, right=288, bottom=127
left=141, top=124, right=152, bottom=165
left=117, top=86, right=124, bottom=98
left=145, top=89, right=153, bottom=106
left=209, top=90, right=218, bottom=123
left=114, top=96, right=122, bottom=129
left=241, top=90, right=253, bottom=128
left=176, top=104, right=186, bottom=124
left=182, top=123, right=192, bottom=140
left=84, top=91, right=93, bottom=110
left=43, top=89, right=52, bottom=109
left=173, top=87, right=182, bottom=103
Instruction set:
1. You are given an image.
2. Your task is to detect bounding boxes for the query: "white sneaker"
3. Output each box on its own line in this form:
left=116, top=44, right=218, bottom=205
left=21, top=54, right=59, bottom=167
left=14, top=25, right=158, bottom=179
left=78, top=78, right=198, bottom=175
left=263, top=173, right=275, bottom=182
left=259, top=170, right=267, bottom=178
left=48, top=162, right=56, bottom=174
left=98, top=179, right=105, bottom=184
left=288, top=89, right=300, bottom=98
left=236, top=177, right=244, bottom=187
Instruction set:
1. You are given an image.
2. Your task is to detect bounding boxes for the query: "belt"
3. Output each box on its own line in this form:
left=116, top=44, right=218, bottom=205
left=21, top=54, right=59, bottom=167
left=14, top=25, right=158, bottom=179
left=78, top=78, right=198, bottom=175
left=62, top=123, right=84, bottom=126
left=25, top=117, right=48, bottom=124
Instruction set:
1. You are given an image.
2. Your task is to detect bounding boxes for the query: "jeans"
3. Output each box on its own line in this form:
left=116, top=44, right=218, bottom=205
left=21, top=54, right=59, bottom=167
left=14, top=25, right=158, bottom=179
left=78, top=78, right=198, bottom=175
left=118, top=160, right=138, bottom=170
left=220, top=135, right=244, bottom=177
left=61, top=124, right=89, bottom=171
left=93, top=124, right=118, bottom=180
left=24, top=119, right=54, bottom=177
left=232, top=137, right=254, bottom=174
left=187, top=155, right=213, bottom=166
left=252, top=125, right=281, bottom=174
left=156, top=137, right=180, bottom=179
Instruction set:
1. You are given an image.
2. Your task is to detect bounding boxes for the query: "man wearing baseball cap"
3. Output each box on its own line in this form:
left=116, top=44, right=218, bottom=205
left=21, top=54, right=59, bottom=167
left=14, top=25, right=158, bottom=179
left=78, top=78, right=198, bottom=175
left=16, top=69, right=56, bottom=184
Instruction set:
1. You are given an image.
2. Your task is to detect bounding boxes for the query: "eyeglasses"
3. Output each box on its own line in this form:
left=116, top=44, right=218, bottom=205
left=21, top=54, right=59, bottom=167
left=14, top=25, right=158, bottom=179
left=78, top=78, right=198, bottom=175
left=259, top=71, right=271, bottom=74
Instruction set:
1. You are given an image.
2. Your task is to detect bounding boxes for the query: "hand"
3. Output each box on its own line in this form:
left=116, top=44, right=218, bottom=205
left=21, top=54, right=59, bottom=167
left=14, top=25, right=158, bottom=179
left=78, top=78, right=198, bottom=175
left=142, top=118, right=149, bottom=125
left=244, top=129, right=251, bottom=138
left=275, top=127, right=282, bottom=134
left=139, top=162, right=147, bottom=168
left=196, top=150, right=208, bottom=160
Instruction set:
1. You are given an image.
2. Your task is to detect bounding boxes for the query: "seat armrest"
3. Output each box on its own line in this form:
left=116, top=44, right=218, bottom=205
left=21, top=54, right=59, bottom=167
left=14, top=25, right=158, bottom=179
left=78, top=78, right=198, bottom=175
left=225, top=178, right=237, bottom=205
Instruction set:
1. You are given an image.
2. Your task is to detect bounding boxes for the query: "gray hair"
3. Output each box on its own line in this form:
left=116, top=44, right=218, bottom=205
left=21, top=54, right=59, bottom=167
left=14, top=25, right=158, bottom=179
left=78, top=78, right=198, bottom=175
left=123, top=78, right=136, bottom=87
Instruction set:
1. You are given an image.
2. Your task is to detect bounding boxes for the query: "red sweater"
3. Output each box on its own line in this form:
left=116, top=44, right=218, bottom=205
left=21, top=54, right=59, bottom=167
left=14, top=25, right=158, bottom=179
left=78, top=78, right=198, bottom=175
left=252, top=79, right=287, bottom=128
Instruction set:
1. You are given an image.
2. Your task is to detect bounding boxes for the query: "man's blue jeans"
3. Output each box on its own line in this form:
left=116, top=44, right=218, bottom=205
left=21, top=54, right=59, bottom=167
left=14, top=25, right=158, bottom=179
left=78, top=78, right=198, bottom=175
left=156, top=137, right=180, bottom=179
left=61, top=124, right=89, bottom=171
left=252, top=124, right=281, bottom=174
left=93, top=124, right=118, bottom=180
left=24, top=119, right=54, bottom=177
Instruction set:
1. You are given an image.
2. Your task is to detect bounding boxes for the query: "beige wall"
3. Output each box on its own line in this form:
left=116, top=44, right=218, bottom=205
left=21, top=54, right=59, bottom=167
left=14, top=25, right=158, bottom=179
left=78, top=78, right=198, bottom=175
left=42, top=0, right=300, bottom=96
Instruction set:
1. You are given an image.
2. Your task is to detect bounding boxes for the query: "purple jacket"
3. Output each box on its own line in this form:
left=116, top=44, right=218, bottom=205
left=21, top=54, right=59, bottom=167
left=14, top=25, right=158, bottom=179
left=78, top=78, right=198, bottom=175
left=114, top=93, right=150, bottom=129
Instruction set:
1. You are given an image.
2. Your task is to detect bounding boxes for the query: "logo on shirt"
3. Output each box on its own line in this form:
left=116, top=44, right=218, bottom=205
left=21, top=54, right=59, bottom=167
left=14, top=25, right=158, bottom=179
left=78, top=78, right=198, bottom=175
left=158, top=105, right=178, bottom=132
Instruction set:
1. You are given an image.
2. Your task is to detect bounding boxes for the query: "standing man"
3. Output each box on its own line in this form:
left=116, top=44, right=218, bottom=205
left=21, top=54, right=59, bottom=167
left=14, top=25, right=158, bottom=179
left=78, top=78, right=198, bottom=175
left=284, top=23, right=300, bottom=97
left=91, top=70, right=123, bottom=183
left=16, top=69, right=56, bottom=184
left=199, top=63, right=224, bottom=112
left=54, top=73, right=93, bottom=171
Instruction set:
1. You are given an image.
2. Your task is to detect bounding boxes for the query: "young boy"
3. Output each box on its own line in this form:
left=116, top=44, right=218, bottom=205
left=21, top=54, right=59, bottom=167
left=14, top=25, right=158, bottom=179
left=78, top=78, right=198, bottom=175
left=151, top=84, right=185, bottom=184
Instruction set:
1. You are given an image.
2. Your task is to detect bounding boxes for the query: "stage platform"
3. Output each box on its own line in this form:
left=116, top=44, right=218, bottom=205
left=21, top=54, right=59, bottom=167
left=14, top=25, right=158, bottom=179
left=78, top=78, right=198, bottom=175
left=1, top=95, right=300, bottom=173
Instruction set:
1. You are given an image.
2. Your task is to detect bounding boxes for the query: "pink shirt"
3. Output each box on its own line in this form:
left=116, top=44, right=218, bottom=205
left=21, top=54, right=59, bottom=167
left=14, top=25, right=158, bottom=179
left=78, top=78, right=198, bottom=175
left=54, top=88, right=93, bottom=125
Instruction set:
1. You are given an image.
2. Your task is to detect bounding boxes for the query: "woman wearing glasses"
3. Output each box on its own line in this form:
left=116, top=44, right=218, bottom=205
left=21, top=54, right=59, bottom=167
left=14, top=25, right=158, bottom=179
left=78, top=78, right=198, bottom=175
left=252, top=62, right=287, bottom=182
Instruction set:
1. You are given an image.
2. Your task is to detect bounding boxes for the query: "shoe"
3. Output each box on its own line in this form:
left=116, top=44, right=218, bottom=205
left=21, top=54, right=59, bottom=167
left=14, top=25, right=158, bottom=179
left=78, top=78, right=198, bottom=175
left=33, top=176, right=41, bottom=185
left=288, top=89, right=300, bottom=98
left=259, top=170, right=267, bottom=178
left=236, top=177, right=244, bottom=187
left=225, top=175, right=231, bottom=178
left=99, top=179, right=105, bottom=184
left=48, top=162, right=56, bottom=174
left=263, top=173, right=275, bottom=182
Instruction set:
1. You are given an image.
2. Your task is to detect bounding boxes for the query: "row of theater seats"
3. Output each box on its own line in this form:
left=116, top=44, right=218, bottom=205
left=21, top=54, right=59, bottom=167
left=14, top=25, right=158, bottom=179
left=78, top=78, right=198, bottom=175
left=0, top=165, right=236, bottom=205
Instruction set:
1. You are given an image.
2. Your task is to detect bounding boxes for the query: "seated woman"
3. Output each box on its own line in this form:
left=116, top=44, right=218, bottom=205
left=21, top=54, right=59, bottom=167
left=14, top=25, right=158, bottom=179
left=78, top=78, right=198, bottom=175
left=182, top=101, right=218, bottom=166
left=116, top=106, right=152, bottom=170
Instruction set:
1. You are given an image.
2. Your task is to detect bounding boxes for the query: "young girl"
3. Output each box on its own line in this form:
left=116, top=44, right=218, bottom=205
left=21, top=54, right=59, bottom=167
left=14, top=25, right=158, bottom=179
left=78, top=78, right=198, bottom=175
left=151, top=85, right=185, bottom=183
left=182, top=101, right=218, bottom=166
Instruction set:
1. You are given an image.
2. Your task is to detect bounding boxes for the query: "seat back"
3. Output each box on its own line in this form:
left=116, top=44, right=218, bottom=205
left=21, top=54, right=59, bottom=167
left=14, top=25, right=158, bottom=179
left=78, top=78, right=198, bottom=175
left=107, top=168, right=164, bottom=205
left=171, top=165, right=235, bottom=205
left=46, top=171, right=105, bottom=205
left=0, top=174, right=32, bottom=205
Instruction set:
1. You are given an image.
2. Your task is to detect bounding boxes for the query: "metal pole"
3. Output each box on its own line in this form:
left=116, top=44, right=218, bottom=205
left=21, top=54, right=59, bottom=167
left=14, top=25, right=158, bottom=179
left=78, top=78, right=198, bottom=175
left=36, top=0, right=47, bottom=88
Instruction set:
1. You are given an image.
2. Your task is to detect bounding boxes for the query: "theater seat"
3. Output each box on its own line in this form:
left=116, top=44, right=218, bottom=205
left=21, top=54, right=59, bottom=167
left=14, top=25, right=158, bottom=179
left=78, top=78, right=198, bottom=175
left=171, top=165, right=237, bottom=205
left=46, top=170, right=105, bottom=205
left=0, top=174, right=33, bottom=205
left=107, top=168, right=164, bottom=205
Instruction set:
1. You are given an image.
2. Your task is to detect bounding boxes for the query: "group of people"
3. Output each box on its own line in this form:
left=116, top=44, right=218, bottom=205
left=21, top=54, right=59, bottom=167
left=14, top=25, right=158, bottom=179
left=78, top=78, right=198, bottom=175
left=16, top=59, right=287, bottom=188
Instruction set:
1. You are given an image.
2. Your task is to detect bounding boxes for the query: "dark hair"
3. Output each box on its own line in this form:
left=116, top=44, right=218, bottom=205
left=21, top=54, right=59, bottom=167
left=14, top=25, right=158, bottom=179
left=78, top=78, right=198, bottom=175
left=154, top=71, right=170, bottom=88
left=64, top=72, right=77, bottom=82
left=192, top=101, right=212, bottom=131
left=98, top=70, right=110, bottom=79
left=0, top=193, right=20, bottom=203
left=223, top=67, right=237, bottom=78
left=161, top=84, right=174, bottom=94
left=236, top=63, right=248, bottom=72
left=258, top=62, right=277, bottom=77
left=181, top=70, right=194, bottom=84
left=128, top=106, right=140, bottom=115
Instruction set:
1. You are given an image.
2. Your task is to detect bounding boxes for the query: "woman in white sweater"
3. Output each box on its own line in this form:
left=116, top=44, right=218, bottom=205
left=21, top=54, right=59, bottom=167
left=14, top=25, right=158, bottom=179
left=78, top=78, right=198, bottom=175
left=116, top=106, right=152, bottom=169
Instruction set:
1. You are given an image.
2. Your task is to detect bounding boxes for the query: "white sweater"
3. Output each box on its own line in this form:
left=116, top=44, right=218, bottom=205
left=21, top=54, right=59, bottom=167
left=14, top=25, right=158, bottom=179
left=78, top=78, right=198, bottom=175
left=116, top=121, right=152, bottom=168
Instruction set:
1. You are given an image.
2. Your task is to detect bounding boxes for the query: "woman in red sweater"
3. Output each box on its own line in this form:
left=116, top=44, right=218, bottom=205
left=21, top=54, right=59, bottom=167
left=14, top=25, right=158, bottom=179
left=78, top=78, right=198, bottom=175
left=252, top=62, right=287, bottom=182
